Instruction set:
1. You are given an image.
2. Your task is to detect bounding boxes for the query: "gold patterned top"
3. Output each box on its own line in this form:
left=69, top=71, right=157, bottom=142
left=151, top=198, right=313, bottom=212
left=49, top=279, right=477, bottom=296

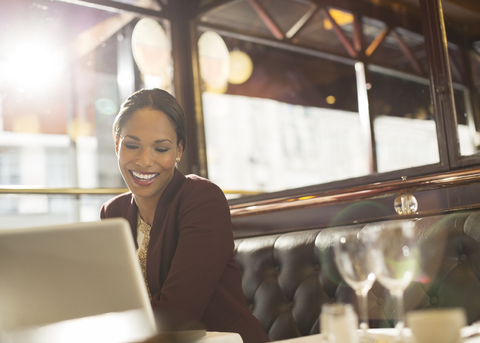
left=137, top=213, right=152, bottom=299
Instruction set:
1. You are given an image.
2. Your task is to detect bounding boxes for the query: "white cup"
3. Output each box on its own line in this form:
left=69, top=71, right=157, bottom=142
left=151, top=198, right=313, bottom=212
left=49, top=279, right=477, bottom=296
left=406, top=308, right=466, bottom=343
left=321, top=303, right=358, bottom=343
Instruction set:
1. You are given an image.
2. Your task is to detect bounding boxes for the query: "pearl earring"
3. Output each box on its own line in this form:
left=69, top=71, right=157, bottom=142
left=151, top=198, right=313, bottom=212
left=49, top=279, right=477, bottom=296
left=175, top=157, right=180, bottom=163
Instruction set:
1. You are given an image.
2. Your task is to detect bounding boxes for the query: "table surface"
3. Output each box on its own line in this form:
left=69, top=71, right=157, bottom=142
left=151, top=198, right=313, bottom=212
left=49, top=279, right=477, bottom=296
left=196, top=331, right=243, bottom=343
left=0, top=310, right=244, bottom=343
left=270, top=326, right=480, bottom=343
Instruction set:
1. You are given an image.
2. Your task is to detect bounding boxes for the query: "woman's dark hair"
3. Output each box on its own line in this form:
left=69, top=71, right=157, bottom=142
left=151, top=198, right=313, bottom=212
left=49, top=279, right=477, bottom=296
left=113, top=88, right=187, bottom=151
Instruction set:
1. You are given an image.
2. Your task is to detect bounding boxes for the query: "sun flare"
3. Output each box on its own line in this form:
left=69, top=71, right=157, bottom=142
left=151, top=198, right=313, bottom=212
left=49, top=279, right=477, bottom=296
left=6, top=41, right=66, bottom=90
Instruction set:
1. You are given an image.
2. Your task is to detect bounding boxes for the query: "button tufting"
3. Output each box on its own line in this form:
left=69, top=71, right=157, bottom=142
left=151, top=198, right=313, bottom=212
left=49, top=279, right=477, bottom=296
left=430, top=297, right=438, bottom=305
left=376, top=298, right=384, bottom=306
left=459, top=254, right=467, bottom=262
left=314, top=264, right=320, bottom=271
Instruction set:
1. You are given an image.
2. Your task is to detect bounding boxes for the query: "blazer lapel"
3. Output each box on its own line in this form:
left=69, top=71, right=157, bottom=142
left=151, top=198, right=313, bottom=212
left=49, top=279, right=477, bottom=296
left=146, top=168, right=186, bottom=293
left=122, top=193, right=139, bottom=249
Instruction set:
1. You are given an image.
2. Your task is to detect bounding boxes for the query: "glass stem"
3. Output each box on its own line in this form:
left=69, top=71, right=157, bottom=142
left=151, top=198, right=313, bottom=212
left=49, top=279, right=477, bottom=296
left=356, top=290, right=369, bottom=335
left=394, top=292, right=405, bottom=340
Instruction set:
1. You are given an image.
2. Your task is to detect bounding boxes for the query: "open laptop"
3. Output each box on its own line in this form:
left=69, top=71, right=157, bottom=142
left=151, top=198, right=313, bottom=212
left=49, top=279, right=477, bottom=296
left=0, top=218, right=157, bottom=343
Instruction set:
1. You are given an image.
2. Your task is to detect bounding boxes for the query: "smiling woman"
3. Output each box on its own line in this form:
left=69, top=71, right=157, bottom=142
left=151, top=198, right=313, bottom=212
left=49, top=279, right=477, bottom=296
left=115, top=107, right=182, bottom=223
left=100, top=88, right=270, bottom=343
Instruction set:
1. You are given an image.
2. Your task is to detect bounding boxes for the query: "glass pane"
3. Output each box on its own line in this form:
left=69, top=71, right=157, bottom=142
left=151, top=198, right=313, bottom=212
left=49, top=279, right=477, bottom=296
left=369, top=70, right=440, bottom=172
left=0, top=0, right=173, bottom=190
left=291, top=7, right=355, bottom=58
left=364, top=1, right=440, bottom=173
left=200, top=1, right=355, bottom=58
left=444, top=40, right=479, bottom=156
left=474, top=49, right=480, bottom=108
left=199, top=33, right=369, bottom=193
left=453, top=85, right=478, bottom=156
left=448, top=43, right=466, bottom=84
left=199, top=0, right=273, bottom=38
left=367, top=25, right=427, bottom=76
left=259, top=0, right=313, bottom=35
left=199, top=0, right=313, bottom=39
left=446, top=41, right=479, bottom=156
left=444, top=6, right=480, bottom=158
left=0, top=194, right=114, bottom=229
left=459, top=51, right=480, bottom=156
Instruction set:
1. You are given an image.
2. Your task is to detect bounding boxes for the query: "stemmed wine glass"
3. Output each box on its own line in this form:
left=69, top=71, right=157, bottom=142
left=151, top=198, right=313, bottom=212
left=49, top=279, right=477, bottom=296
left=333, top=229, right=376, bottom=339
left=365, top=220, right=420, bottom=341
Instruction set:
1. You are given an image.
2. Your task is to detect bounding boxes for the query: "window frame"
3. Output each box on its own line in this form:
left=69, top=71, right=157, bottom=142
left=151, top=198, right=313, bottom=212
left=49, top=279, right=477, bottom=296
left=4, top=0, right=479, bottom=201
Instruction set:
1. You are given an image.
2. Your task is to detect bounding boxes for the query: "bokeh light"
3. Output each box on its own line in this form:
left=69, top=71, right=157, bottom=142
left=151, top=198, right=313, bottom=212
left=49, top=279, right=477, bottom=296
left=326, top=95, right=336, bottom=104
left=228, top=50, right=253, bottom=85
left=198, top=31, right=230, bottom=90
left=95, top=98, right=118, bottom=116
left=132, top=18, right=170, bottom=77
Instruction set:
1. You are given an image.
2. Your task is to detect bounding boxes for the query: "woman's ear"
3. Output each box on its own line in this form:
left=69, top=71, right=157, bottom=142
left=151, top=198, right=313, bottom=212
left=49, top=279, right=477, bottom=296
left=176, top=141, right=183, bottom=160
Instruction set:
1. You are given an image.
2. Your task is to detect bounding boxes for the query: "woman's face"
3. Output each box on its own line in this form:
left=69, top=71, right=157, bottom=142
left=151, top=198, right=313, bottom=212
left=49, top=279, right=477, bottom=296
left=115, top=107, right=182, bottom=203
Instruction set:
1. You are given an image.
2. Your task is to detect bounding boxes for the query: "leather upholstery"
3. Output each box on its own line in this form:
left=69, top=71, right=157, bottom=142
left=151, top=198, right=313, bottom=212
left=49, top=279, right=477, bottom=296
left=234, top=210, right=480, bottom=341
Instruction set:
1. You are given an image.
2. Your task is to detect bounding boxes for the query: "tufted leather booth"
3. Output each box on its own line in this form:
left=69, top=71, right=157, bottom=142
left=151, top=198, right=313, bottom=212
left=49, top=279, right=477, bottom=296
left=234, top=210, right=480, bottom=341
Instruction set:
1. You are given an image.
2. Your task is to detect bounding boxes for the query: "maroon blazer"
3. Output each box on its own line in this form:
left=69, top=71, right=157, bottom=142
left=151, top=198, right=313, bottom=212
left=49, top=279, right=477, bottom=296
left=100, top=169, right=269, bottom=343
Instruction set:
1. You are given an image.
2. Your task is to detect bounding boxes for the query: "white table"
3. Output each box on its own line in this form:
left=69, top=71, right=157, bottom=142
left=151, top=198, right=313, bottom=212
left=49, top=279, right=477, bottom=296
left=0, top=310, right=244, bottom=343
left=270, top=329, right=405, bottom=343
left=270, top=326, right=480, bottom=343
left=196, top=331, right=243, bottom=343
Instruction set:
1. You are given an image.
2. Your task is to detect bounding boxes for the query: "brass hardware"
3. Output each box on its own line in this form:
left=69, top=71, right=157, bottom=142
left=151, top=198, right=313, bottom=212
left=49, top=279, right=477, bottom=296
left=229, top=167, right=480, bottom=217
left=394, top=176, right=418, bottom=215
left=0, top=187, right=259, bottom=196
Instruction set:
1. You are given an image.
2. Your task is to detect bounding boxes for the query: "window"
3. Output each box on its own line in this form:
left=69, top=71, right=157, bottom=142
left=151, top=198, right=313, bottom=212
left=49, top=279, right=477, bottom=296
left=200, top=36, right=370, bottom=192
left=197, top=0, right=477, bottom=195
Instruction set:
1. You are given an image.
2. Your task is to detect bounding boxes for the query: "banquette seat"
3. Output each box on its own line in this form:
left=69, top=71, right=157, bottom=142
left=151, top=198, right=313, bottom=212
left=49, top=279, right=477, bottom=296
left=234, top=209, right=480, bottom=342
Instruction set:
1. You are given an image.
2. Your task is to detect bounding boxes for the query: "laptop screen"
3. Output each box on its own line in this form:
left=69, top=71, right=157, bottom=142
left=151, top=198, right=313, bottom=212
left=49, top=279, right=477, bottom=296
left=0, top=218, right=157, bottom=343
